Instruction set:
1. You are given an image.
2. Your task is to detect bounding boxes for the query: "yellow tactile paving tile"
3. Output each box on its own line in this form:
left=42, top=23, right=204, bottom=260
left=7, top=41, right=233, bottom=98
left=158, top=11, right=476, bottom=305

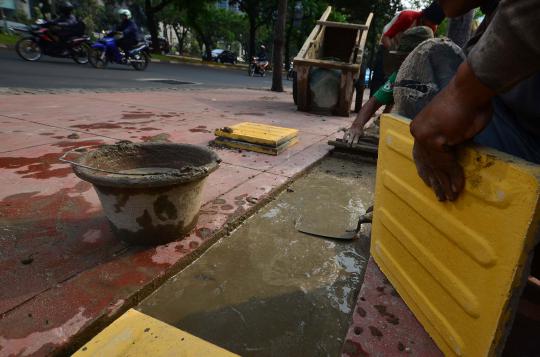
left=73, top=309, right=239, bottom=357
left=371, top=114, right=540, bottom=357
left=215, top=122, right=298, bottom=147
left=214, top=136, right=298, bottom=155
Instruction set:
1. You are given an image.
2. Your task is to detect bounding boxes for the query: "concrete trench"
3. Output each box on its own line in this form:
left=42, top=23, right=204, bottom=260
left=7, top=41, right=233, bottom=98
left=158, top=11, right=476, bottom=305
left=137, top=156, right=376, bottom=356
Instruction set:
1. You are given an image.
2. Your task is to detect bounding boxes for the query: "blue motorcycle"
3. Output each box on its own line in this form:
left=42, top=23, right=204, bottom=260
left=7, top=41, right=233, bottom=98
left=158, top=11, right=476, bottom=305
left=88, top=32, right=150, bottom=71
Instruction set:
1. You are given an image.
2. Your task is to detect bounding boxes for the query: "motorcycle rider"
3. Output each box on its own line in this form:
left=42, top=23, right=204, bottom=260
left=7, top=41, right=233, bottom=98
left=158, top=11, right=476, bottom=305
left=256, top=44, right=269, bottom=70
left=115, top=9, right=140, bottom=55
left=46, top=2, right=80, bottom=44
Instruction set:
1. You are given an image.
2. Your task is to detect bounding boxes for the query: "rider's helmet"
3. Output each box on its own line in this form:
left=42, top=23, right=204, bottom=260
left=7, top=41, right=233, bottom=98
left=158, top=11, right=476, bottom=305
left=58, top=1, right=74, bottom=16
left=260, top=45, right=266, bottom=50
left=118, top=8, right=132, bottom=20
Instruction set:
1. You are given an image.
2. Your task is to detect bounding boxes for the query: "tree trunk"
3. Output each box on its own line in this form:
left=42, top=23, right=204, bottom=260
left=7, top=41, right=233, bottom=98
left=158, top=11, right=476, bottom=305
left=271, top=0, right=287, bottom=92
left=284, top=3, right=295, bottom=71
left=248, top=15, right=257, bottom=60
left=145, top=0, right=160, bottom=54
left=447, top=10, right=474, bottom=48
left=172, top=24, right=183, bottom=54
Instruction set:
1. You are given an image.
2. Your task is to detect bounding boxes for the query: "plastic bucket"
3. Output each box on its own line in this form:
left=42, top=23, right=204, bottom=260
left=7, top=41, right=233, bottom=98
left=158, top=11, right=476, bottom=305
left=68, top=142, right=220, bottom=245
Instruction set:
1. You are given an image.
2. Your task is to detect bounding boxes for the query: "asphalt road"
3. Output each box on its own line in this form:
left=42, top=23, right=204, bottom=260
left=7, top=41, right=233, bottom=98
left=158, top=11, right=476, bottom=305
left=0, top=49, right=291, bottom=91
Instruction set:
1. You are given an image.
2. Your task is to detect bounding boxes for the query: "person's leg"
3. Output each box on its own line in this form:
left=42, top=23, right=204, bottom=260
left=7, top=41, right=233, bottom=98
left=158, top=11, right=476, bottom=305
left=474, top=97, right=540, bottom=164
left=370, top=45, right=388, bottom=97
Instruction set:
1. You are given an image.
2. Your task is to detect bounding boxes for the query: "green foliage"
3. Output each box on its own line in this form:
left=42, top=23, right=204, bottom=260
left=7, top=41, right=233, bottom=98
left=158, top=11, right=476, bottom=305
left=172, top=2, right=247, bottom=55
left=13, top=9, right=31, bottom=24
left=75, top=0, right=108, bottom=34
left=328, top=10, right=347, bottom=22
left=401, top=0, right=430, bottom=10
left=0, top=32, right=20, bottom=45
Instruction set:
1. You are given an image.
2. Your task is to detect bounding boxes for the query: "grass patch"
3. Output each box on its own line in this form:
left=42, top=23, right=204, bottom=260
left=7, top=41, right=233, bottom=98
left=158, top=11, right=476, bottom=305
left=151, top=53, right=176, bottom=62
left=0, top=32, right=20, bottom=46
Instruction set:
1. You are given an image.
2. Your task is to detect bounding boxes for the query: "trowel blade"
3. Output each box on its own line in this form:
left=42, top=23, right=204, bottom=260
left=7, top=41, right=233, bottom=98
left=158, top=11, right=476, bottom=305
left=295, top=217, right=357, bottom=240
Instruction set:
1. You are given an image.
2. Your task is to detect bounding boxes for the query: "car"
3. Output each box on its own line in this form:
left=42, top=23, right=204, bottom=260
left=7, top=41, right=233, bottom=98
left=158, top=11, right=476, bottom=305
left=202, top=48, right=221, bottom=61
left=144, top=35, right=170, bottom=54
left=202, top=49, right=237, bottom=64
left=216, top=50, right=237, bottom=64
left=6, top=20, right=29, bottom=32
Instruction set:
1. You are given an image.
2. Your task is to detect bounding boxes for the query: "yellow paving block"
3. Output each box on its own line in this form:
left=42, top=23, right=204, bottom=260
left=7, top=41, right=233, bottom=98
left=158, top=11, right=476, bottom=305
left=215, top=122, right=298, bottom=147
left=371, top=114, right=540, bottom=357
left=214, top=136, right=298, bottom=155
left=73, top=309, right=239, bottom=357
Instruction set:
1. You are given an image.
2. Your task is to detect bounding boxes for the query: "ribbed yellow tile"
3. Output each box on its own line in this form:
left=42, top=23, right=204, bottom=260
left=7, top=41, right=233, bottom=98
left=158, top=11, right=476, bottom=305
left=214, top=136, right=298, bottom=155
left=372, top=114, right=540, bottom=357
left=215, top=122, right=298, bottom=147
left=73, top=309, right=239, bottom=357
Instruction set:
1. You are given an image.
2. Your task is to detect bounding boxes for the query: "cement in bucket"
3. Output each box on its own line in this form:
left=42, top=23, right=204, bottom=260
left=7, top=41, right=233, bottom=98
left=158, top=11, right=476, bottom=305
left=70, top=142, right=220, bottom=245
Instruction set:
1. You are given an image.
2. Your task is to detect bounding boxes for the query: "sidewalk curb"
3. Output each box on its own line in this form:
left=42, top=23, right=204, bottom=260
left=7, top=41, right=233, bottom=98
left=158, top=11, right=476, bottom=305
left=151, top=57, right=249, bottom=72
left=150, top=58, right=289, bottom=75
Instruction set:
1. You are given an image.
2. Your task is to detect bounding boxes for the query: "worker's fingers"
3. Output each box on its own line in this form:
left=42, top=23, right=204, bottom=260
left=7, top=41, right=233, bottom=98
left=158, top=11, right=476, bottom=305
left=415, top=161, right=433, bottom=188
left=448, top=163, right=465, bottom=197
left=433, top=170, right=454, bottom=201
left=429, top=174, right=447, bottom=202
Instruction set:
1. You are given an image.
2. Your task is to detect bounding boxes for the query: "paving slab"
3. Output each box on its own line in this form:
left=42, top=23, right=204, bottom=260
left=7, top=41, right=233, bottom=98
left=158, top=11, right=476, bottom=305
left=0, top=88, right=352, bottom=356
left=342, top=257, right=443, bottom=357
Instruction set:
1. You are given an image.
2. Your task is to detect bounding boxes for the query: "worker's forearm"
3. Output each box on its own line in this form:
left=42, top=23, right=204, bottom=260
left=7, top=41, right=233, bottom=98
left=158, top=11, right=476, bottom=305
left=381, top=36, right=392, bottom=49
left=352, top=97, right=383, bottom=128
left=454, top=60, right=496, bottom=109
left=410, top=61, right=495, bottom=151
left=438, top=0, right=485, bottom=17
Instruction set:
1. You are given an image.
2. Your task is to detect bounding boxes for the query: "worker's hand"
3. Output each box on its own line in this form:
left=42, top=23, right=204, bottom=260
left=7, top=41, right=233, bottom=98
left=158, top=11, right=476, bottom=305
left=412, top=141, right=464, bottom=201
left=410, top=61, right=496, bottom=200
left=343, top=122, right=365, bottom=145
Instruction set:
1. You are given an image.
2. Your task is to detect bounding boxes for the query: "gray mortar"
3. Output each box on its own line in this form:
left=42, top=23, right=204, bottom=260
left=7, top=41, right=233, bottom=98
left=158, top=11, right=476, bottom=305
left=72, top=142, right=220, bottom=188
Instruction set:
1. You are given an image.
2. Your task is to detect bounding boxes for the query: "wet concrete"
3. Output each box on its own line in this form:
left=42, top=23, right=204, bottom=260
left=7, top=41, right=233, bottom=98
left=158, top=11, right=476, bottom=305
left=137, top=157, right=376, bottom=356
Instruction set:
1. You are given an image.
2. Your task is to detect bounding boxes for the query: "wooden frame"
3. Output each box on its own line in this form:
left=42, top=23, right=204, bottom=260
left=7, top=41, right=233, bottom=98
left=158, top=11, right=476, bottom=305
left=293, top=7, right=373, bottom=117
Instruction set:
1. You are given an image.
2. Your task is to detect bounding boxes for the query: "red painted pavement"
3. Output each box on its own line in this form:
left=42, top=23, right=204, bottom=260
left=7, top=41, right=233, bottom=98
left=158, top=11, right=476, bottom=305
left=342, top=257, right=443, bottom=357
left=0, top=89, right=351, bottom=356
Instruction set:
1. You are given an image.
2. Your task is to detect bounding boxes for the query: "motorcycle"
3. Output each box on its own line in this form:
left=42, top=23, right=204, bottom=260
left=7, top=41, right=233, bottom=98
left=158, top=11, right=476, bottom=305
left=248, top=56, right=268, bottom=77
left=12, top=20, right=90, bottom=64
left=88, top=32, right=150, bottom=71
left=286, top=61, right=295, bottom=81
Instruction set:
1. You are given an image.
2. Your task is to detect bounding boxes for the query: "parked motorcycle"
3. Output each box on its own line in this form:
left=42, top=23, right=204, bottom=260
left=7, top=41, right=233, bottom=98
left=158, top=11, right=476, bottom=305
left=248, top=56, right=268, bottom=77
left=11, top=20, right=90, bottom=64
left=88, top=32, right=150, bottom=71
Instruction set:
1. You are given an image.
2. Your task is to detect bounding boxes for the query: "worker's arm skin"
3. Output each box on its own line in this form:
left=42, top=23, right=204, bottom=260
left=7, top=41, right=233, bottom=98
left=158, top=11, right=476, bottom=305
left=346, top=96, right=384, bottom=144
left=410, top=0, right=540, bottom=201
left=438, top=0, right=486, bottom=17
left=410, top=62, right=495, bottom=201
left=381, top=35, right=393, bottom=49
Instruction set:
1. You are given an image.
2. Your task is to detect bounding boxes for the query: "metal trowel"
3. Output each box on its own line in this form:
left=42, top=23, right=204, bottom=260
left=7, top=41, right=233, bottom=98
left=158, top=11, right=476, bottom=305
left=295, top=206, right=373, bottom=240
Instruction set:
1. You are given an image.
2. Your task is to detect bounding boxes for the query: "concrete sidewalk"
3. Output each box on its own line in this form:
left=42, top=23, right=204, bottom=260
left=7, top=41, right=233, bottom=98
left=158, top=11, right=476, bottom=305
left=0, top=88, right=351, bottom=356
